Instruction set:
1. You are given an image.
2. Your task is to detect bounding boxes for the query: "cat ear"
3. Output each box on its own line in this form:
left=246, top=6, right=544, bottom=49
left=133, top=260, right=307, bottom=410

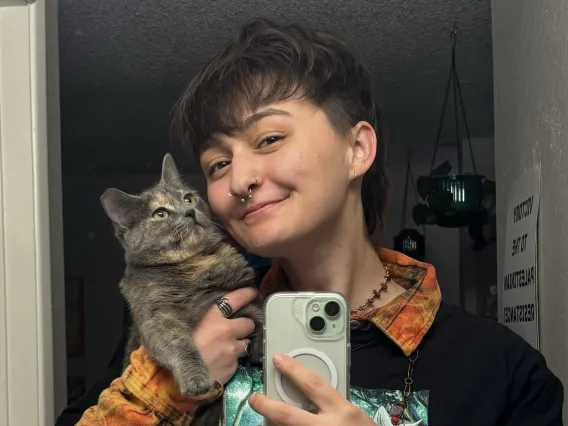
left=100, top=188, right=141, bottom=228
left=161, top=153, right=182, bottom=187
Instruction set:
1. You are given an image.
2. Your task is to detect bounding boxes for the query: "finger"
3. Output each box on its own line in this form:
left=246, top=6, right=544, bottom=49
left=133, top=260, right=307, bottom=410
left=230, top=317, right=256, bottom=340
left=248, top=393, right=314, bottom=426
left=237, top=339, right=251, bottom=358
left=272, top=354, right=344, bottom=411
left=213, top=287, right=258, bottom=317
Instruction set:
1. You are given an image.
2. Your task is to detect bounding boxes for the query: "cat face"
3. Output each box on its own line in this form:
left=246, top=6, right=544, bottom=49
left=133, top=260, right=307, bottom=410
left=101, top=154, right=221, bottom=263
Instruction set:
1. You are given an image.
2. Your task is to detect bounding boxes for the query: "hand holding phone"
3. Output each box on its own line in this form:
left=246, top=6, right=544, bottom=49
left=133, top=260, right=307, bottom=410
left=261, top=292, right=351, bottom=425
left=250, top=351, right=374, bottom=426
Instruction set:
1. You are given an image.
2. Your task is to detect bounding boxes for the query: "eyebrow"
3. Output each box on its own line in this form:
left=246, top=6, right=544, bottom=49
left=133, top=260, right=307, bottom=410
left=201, top=108, right=292, bottom=153
left=240, top=108, right=292, bottom=132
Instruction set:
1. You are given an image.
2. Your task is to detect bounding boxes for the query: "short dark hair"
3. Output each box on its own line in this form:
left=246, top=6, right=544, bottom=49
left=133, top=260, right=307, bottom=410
left=171, top=18, right=390, bottom=240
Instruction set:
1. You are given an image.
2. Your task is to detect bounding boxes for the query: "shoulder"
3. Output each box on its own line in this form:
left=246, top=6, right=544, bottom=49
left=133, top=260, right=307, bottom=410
left=434, top=302, right=533, bottom=352
left=432, top=302, right=556, bottom=381
left=426, top=303, right=563, bottom=419
left=435, top=302, right=524, bottom=340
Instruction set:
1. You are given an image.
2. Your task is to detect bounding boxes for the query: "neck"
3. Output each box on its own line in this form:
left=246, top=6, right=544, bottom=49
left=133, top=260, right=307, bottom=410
left=279, top=204, right=405, bottom=311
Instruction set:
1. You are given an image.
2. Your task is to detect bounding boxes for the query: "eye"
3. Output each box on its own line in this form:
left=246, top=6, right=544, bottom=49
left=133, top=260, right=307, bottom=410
left=208, top=160, right=230, bottom=176
left=152, top=208, right=169, bottom=221
left=183, top=193, right=197, bottom=204
left=259, top=135, right=283, bottom=147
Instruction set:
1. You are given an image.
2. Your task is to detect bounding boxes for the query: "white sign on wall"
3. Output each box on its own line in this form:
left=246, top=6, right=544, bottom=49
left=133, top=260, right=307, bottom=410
left=500, top=165, right=541, bottom=349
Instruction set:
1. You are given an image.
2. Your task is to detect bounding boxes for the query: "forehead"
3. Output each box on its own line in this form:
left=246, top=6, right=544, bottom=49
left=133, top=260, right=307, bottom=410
left=140, top=185, right=187, bottom=208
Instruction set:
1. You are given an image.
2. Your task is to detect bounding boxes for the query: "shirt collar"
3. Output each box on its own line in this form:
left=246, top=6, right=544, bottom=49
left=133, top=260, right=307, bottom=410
left=258, top=247, right=442, bottom=356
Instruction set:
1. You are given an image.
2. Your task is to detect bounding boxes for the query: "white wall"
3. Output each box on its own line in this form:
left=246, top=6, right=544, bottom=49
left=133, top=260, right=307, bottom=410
left=492, top=0, right=568, bottom=416
left=0, top=1, right=59, bottom=425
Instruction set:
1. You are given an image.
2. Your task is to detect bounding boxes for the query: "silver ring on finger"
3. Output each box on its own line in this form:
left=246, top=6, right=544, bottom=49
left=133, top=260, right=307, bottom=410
left=244, top=340, right=253, bottom=357
left=216, top=296, right=233, bottom=318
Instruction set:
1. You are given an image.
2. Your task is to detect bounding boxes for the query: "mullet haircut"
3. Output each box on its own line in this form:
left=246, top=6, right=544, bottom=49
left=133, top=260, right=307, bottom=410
left=171, top=18, right=390, bottom=239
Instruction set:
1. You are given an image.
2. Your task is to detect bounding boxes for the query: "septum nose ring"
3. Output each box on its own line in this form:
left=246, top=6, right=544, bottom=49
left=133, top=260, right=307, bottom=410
left=228, top=176, right=257, bottom=203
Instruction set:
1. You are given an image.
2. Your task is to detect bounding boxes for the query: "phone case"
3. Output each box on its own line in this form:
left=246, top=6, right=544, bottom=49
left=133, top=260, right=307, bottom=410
left=263, top=292, right=350, bottom=424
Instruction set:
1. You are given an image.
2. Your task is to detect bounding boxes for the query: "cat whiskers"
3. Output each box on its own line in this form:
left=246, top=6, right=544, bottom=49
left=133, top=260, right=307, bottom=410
left=201, top=217, right=228, bottom=232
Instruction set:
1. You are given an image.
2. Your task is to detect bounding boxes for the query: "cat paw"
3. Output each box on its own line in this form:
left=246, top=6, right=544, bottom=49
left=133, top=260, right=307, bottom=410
left=180, top=373, right=215, bottom=397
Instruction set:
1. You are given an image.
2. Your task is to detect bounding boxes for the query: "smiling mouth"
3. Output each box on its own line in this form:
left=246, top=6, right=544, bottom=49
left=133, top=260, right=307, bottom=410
left=243, top=199, right=286, bottom=220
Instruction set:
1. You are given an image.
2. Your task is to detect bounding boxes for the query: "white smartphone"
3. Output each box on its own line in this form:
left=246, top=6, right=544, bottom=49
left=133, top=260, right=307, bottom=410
left=263, top=292, right=350, bottom=424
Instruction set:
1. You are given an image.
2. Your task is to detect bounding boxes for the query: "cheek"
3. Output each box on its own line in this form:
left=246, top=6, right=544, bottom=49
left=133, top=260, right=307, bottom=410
left=282, top=148, right=344, bottom=187
left=207, top=184, right=231, bottom=220
left=270, top=149, right=312, bottom=183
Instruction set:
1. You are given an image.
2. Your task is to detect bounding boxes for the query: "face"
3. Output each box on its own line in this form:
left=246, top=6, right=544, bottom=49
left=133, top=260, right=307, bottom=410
left=122, top=185, right=211, bottom=250
left=200, top=99, right=376, bottom=258
left=101, top=154, right=221, bottom=264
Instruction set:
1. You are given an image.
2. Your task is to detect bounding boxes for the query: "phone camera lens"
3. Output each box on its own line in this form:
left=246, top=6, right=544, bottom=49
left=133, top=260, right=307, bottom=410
left=324, top=301, right=340, bottom=317
left=309, top=316, right=325, bottom=332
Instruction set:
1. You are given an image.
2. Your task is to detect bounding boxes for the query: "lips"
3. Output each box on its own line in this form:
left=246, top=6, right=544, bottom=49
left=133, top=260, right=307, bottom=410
left=241, top=199, right=285, bottom=220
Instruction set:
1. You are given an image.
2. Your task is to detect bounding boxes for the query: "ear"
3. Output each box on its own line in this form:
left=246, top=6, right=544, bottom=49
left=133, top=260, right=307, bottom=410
left=349, top=121, right=377, bottom=180
left=100, top=188, right=141, bottom=228
left=161, top=153, right=182, bottom=187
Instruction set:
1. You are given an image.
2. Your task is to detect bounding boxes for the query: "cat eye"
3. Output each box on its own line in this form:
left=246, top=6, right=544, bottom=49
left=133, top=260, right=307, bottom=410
left=183, top=194, right=197, bottom=204
left=152, top=208, right=169, bottom=220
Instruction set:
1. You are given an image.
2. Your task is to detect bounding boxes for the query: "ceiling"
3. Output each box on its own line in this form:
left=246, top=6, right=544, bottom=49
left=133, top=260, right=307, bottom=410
left=58, top=0, right=494, bottom=175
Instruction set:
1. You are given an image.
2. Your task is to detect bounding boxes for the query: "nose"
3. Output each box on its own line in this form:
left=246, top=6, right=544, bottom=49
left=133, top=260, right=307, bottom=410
left=185, top=208, right=196, bottom=219
left=228, top=155, right=258, bottom=200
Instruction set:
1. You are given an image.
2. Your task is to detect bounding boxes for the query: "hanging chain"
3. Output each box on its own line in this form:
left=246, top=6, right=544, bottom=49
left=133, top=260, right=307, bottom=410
left=451, top=36, right=463, bottom=174
left=403, top=350, right=419, bottom=400
left=389, top=350, right=419, bottom=425
left=452, top=36, right=477, bottom=175
left=429, top=40, right=454, bottom=173
left=429, top=27, right=478, bottom=176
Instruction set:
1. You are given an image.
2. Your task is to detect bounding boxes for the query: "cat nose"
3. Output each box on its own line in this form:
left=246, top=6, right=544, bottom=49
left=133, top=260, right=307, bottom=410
left=185, top=209, right=196, bottom=219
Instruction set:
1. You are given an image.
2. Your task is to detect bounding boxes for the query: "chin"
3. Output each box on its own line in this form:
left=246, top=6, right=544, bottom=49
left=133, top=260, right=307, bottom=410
left=241, top=227, right=303, bottom=259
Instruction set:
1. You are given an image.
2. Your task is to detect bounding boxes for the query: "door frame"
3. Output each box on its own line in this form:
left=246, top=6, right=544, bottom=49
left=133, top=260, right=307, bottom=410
left=0, top=0, right=66, bottom=424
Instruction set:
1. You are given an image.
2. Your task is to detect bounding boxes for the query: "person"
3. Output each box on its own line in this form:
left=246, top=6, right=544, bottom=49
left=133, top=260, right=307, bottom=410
left=76, top=18, right=564, bottom=426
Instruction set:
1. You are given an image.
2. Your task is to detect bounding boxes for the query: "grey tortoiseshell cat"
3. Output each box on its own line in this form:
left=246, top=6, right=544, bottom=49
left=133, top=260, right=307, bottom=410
left=100, top=153, right=263, bottom=423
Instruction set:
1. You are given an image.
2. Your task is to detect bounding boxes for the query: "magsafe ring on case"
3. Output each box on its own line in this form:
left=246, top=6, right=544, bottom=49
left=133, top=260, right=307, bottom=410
left=274, top=347, right=338, bottom=407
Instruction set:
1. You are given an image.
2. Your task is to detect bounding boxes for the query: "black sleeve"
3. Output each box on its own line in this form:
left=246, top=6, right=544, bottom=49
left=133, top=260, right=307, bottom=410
left=499, top=340, right=564, bottom=425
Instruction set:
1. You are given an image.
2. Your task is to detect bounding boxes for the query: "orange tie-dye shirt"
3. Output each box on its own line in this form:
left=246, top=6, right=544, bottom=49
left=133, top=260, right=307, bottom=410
left=77, top=248, right=441, bottom=426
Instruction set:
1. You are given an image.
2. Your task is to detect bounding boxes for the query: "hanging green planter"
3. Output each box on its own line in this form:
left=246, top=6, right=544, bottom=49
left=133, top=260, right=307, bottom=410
left=413, top=29, right=486, bottom=229
left=428, top=174, right=484, bottom=212
left=414, top=175, right=485, bottom=228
